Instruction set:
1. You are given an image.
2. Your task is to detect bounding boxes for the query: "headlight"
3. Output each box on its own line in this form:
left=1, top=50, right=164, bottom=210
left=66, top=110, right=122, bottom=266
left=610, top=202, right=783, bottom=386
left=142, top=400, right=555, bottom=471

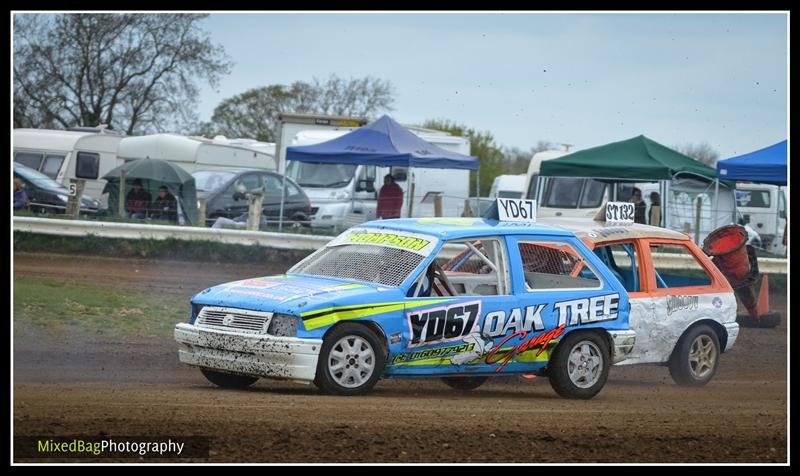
left=56, top=193, right=69, bottom=202
left=267, top=313, right=298, bottom=337
left=190, top=303, right=204, bottom=324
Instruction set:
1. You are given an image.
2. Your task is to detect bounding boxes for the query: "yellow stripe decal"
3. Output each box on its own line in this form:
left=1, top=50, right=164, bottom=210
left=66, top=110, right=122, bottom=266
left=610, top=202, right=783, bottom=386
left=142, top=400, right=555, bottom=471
left=302, top=299, right=452, bottom=331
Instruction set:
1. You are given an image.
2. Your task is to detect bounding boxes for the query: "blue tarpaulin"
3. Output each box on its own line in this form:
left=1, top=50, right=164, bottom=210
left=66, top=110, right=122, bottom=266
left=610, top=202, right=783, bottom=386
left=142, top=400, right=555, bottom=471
left=285, top=115, right=479, bottom=170
left=716, top=140, right=787, bottom=185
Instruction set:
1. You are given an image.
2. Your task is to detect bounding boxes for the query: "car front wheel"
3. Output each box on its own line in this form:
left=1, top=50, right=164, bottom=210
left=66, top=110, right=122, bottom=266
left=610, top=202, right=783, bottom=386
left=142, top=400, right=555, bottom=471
left=314, top=323, right=386, bottom=396
left=548, top=332, right=610, bottom=399
left=200, top=368, right=259, bottom=389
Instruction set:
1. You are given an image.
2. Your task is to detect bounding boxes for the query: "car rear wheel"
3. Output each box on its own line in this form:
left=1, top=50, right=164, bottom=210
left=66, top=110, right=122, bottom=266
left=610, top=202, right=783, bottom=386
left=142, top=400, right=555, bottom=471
left=548, top=332, right=610, bottom=399
left=314, top=323, right=386, bottom=396
left=200, top=368, right=259, bottom=389
left=669, top=324, right=720, bottom=386
left=441, top=376, right=488, bottom=391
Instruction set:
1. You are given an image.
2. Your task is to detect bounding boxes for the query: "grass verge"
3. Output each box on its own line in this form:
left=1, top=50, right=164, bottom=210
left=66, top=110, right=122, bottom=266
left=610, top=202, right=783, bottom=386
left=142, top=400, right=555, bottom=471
left=14, top=232, right=312, bottom=264
left=14, top=276, right=186, bottom=339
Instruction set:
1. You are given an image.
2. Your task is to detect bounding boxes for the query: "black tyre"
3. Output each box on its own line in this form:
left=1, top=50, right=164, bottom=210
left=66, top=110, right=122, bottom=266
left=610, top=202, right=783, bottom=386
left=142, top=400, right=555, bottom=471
left=200, top=368, right=259, bottom=389
left=548, top=332, right=611, bottom=399
left=668, top=324, right=721, bottom=387
left=737, top=312, right=780, bottom=328
left=441, top=376, right=488, bottom=391
left=314, top=323, right=386, bottom=396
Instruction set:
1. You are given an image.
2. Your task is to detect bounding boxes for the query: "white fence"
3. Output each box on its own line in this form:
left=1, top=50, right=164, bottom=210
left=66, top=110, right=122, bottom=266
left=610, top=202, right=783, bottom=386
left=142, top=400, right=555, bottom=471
left=13, top=217, right=787, bottom=274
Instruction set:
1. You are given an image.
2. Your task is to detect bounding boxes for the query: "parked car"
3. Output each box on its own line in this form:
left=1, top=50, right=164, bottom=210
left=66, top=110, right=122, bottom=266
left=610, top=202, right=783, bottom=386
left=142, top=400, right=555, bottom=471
left=14, top=163, right=101, bottom=215
left=192, top=169, right=312, bottom=227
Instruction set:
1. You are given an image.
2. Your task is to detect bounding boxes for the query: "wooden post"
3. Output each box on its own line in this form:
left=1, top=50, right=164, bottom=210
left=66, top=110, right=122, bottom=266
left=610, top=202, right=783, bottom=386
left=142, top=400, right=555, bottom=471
left=65, top=179, right=86, bottom=219
left=694, top=195, right=703, bottom=245
left=433, top=193, right=443, bottom=217
left=198, top=198, right=207, bottom=227
left=407, top=181, right=416, bottom=218
left=118, top=171, right=127, bottom=218
left=246, top=193, right=264, bottom=231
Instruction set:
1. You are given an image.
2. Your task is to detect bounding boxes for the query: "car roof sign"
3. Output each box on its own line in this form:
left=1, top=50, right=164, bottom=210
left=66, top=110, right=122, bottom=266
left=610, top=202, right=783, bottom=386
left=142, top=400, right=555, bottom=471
left=484, top=198, right=537, bottom=223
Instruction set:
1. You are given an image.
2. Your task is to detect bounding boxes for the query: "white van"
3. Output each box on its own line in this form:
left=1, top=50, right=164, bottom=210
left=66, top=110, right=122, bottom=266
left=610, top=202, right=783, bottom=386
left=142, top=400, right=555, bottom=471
left=285, top=128, right=471, bottom=229
left=116, top=134, right=277, bottom=174
left=13, top=127, right=125, bottom=207
left=522, top=150, right=625, bottom=219
left=735, top=183, right=787, bottom=256
left=489, top=174, right=526, bottom=199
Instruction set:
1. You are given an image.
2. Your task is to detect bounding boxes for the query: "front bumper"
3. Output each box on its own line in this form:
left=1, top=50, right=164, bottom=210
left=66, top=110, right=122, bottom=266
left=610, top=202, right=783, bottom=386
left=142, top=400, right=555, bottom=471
left=723, top=322, right=739, bottom=352
left=174, top=323, right=323, bottom=382
left=609, top=330, right=637, bottom=364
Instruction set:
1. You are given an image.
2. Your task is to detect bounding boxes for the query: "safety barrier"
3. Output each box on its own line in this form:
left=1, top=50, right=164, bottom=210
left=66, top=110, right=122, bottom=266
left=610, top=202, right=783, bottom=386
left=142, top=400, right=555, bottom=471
left=13, top=216, right=786, bottom=273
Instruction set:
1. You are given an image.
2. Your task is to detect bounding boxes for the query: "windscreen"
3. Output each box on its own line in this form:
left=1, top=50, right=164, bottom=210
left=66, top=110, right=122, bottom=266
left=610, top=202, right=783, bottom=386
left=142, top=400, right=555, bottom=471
left=290, top=228, right=439, bottom=287
left=287, top=162, right=357, bottom=188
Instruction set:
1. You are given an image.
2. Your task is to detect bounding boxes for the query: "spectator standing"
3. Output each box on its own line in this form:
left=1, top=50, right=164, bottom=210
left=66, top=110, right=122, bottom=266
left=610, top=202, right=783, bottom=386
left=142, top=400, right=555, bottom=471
left=14, top=178, right=29, bottom=210
left=125, top=179, right=151, bottom=219
left=648, top=191, right=662, bottom=227
left=376, top=174, right=404, bottom=219
left=629, top=187, right=646, bottom=224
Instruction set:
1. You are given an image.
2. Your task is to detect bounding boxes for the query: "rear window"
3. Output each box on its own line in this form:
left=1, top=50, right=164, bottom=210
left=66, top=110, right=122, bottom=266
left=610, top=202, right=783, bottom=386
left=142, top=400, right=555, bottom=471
left=649, top=243, right=712, bottom=288
left=518, top=241, right=601, bottom=290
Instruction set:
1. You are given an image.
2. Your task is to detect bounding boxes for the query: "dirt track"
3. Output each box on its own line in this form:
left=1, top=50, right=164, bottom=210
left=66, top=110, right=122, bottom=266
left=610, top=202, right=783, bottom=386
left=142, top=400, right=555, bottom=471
left=13, top=253, right=788, bottom=463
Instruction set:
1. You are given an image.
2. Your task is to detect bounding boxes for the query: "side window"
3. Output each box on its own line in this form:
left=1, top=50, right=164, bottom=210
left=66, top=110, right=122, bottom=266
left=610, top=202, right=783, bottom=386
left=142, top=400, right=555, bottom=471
left=543, top=178, right=582, bottom=208
left=409, top=238, right=508, bottom=297
left=779, top=190, right=786, bottom=218
left=15, top=152, right=44, bottom=171
left=226, top=174, right=262, bottom=195
left=518, top=241, right=601, bottom=290
left=593, top=242, right=640, bottom=292
left=263, top=174, right=282, bottom=194
left=286, top=181, right=302, bottom=197
left=579, top=180, right=607, bottom=208
left=74, top=152, right=98, bottom=179
left=526, top=174, right=539, bottom=200
left=649, top=243, right=712, bottom=288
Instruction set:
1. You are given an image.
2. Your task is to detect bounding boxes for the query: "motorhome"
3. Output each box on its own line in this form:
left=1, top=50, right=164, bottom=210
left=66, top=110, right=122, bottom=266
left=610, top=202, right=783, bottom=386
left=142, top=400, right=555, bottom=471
left=735, top=183, right=787, bottom=256
left=116, top=134, right=277, bottom=175
left=488, top=174, right=526, bottom=199
left=276, top=115, right=472, bottom=229
left=522, top=149, right=759, bottom=246
left=13, top=127, right=125, bottom=207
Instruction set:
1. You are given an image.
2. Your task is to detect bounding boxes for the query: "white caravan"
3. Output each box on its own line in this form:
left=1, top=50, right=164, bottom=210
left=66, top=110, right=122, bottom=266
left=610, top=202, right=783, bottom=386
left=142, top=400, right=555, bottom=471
left=489, top=174, right=527, bottom=199
left=13, top=127, right=125, bottom=207
left=117, top=134, right=277, bottom=174
left=522, top=149, right=760, bottom=246
left=282, top=126, right=471, bottom=229
left=735, top=183, right=787, bottom=256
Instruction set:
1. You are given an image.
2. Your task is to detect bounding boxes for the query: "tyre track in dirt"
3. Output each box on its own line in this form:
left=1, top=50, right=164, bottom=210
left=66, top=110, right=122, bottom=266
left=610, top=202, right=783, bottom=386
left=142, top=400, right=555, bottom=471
left=13, top=252, right=788, bottom=463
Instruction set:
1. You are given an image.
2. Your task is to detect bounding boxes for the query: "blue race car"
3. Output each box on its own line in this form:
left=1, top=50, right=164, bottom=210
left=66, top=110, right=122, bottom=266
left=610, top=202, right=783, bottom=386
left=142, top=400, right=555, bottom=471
left=174, top=217, right=636, bottom=399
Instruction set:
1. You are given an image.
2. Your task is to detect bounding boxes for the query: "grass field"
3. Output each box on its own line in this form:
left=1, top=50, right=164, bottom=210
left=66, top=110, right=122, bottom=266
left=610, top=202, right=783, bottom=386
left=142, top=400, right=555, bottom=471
left=13, top=276, right=186, bottom=339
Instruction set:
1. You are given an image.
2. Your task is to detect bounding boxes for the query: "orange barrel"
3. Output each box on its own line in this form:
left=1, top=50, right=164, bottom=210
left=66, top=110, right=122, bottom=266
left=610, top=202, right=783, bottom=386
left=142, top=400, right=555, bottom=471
left=702, top=224, right=751, bottom=285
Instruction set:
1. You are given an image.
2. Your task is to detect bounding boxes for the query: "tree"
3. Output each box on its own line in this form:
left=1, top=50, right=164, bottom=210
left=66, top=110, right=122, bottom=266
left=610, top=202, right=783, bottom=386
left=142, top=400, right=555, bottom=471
left=13, top=13, right=232, bottom=135
left=422, top=119, right=506, bottom=197
left=198, top=74, right=395, bottom=142
left=672, top=141, right=720, bottom=166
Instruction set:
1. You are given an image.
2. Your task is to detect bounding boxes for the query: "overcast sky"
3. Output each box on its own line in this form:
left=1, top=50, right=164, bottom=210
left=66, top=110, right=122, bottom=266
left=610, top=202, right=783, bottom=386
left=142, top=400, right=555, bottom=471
left=197, top=12, right=788, bottom=159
